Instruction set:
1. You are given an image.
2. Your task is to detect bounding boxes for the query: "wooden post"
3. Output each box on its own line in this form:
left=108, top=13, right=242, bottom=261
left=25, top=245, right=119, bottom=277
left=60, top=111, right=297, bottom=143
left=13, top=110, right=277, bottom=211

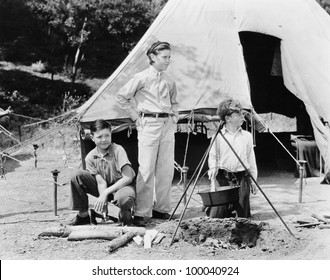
left=33, top=144, right=39, bottom=168
left=51, top=169, right=60, bottom=216
left=298, top=160, right=306, bottom=203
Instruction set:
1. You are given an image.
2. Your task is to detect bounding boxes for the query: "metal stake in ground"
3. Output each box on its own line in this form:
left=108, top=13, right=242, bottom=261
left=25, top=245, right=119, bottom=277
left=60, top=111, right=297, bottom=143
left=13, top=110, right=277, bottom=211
left=51, top=169, right=60, bottom=216
left=33, top=144, right=39, bottom=168
left=298, top=160, right=307, bottom=203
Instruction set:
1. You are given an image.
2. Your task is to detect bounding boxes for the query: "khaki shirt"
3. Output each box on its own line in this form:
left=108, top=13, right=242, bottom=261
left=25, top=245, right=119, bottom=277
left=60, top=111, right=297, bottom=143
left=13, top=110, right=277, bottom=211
left=116, top=66, right=179, bottom=121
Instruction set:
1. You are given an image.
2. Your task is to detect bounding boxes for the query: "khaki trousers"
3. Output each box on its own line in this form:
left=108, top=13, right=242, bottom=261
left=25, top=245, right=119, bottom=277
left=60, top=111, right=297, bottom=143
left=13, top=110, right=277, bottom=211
left=134, top=116, right=176, bottom=217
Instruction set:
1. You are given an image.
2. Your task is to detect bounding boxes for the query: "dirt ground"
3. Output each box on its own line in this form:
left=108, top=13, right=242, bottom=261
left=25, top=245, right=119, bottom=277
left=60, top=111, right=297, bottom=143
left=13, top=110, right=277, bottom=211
left=1, top=144, right=330, bottom=260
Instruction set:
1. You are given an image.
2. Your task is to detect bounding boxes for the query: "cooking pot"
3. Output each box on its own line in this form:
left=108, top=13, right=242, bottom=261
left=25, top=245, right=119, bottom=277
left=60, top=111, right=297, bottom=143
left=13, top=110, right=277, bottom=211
left=198, top=186, right=239, bottom=206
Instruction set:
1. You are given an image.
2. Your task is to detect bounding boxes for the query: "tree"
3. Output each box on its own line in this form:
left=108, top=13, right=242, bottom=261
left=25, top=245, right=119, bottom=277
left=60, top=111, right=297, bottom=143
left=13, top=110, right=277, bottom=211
left=27, top=0, right=100, bottom=83
left=317, top=0, right=330, bottom=14
left=26, top=0, right=167, bottom=84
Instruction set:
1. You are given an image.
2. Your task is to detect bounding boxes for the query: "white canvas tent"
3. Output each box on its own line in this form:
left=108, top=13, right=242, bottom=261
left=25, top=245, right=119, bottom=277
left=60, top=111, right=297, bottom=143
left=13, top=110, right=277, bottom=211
left=76, top=0, right=330, bottom=174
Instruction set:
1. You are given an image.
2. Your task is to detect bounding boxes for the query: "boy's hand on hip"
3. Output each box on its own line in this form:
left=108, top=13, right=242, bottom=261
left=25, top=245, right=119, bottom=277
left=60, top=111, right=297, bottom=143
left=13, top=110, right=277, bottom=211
left=135, top=117, right=142, bottom=127
left=208, top=169, right=218, bottom=180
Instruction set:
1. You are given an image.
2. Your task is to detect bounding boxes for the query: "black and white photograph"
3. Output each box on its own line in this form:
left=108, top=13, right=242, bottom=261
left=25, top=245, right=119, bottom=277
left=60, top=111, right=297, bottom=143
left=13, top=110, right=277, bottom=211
left=1, top=0, right=330, bottom=278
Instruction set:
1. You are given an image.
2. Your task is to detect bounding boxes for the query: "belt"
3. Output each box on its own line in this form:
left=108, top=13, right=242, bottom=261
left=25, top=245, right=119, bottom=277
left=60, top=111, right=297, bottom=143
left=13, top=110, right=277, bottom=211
left=217, top=169, right=248, bottom=184
left=143, top=113, right=169, bottom=118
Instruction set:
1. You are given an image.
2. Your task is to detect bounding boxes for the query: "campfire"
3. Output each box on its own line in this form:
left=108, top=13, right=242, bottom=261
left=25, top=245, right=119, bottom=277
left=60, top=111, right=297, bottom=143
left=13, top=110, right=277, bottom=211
left=156, top=217, right=266, bottom=249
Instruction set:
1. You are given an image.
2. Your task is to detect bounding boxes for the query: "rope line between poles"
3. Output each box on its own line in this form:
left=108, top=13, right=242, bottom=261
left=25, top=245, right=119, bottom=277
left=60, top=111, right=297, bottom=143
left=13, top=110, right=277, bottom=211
left=2, top=152, right=69, bottom=187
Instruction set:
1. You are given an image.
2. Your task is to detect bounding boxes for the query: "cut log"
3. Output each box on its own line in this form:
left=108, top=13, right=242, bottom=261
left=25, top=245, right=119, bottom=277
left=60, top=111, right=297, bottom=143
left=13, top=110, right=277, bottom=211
left=68, top=230, right=119, bottom=241
left=296, top=220, right=314, bottom=224
left=153, top=233, right=166, bottom=245
left=311, top=214, right=327, bottom=223
left=38, top=225, right=146, bottom=239
left=108, top=232, right=136, bottom=253
left=295, top=222, right=321, bottom=228
left=318, top=224, right=330, bottom=229
left=38, top=227, right=66, bottom=238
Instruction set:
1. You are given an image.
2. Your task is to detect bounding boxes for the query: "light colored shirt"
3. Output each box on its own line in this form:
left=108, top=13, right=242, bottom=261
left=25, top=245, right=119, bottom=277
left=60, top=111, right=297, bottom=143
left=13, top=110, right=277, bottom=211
left=85, top=143, right=134, bottom=186
left=116, top=66, right=178, bottom=121
left=208, top=126, right=258, bottom=181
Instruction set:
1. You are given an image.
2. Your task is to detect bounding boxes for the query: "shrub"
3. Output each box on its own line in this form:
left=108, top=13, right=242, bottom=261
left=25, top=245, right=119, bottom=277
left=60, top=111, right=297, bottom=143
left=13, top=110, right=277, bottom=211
left=31, top=60, right=47, bottom=73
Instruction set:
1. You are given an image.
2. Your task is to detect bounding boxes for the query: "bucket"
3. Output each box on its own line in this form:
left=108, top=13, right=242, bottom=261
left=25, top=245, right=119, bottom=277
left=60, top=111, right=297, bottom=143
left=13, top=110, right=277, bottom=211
left=198, top=186, right=239, bottom=206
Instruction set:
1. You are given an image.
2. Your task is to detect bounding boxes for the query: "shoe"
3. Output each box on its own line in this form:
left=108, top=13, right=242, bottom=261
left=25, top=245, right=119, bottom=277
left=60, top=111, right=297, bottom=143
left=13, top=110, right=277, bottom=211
left=88, top=209, right=99, bottom=225
left=105, top=215, right=119, bottom=223
left=152, top=210, right=171, bottom=220
left=132, top=216, right=146, bottom=227
left=68, top=214, right=95, bottom=226
left=118, top=209, right=132, bottom=225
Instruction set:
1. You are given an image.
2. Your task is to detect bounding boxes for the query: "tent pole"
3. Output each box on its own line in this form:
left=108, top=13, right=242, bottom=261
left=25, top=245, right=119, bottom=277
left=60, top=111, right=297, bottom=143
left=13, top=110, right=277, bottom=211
left=217, top=128, right=295, bottom=238
left=252, top=109, right=301, bottom=166
left=252, top=109, right=306, bottom=202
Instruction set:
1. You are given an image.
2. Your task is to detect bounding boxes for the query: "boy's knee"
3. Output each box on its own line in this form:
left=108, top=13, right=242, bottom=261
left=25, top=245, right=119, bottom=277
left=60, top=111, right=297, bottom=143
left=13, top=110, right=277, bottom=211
left=116, top=195, right=134, bottom=210
left=71, top=169, right=89, bottom=184
left=122, top=195, right=135, bottom=209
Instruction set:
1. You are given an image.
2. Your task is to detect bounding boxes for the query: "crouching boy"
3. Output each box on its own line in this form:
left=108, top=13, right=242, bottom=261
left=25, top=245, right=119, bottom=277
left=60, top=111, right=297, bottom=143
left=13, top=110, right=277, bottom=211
left=69, top=119, right=136, bottom=225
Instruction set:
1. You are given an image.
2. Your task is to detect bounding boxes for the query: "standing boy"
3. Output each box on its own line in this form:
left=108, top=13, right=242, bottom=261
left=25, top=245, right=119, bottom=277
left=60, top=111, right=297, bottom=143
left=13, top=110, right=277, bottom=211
left=69, top=119, right=136, bottom=225
left=207, top=98, right=257, bottom=218
left=116, top=41, right=179, bottom=226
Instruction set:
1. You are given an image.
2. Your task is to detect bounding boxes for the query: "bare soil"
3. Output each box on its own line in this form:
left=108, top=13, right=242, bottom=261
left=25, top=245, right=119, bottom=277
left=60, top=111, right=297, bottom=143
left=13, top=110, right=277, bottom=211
left=1, top=144, right=330, bottom=260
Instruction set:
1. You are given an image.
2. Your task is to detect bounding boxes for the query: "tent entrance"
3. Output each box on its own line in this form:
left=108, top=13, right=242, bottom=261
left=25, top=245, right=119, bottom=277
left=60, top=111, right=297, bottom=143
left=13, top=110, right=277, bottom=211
left=238, top=31, right=316, bottom=171
left=239, top=31, right=312, bottom=133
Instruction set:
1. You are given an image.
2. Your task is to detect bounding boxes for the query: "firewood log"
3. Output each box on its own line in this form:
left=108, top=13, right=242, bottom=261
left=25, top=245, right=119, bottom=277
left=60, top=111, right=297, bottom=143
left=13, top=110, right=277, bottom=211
left=67, top=230, right=119, bottom=241
left=107, top=232, right=136, bottom=253
left=38, top=225, right=146, bottom=239
left=311, top=213, right=327, bottom=223
left=318, top=224, right=330, bottom=229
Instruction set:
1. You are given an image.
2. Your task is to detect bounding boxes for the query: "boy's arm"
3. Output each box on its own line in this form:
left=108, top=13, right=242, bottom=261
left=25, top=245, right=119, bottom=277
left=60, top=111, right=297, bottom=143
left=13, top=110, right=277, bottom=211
left=94, top=164, right=135, bottom=213
left=247, top=136, right=258, bottom=181
left=208, top=134, right=219, bottom=180
left=247, top=134, right=258, bottom=194
left=93, top=174, right=108, bottom=213
left=170, top=82, right=179, bottom=122
left=115, top=76, right=142, bottom=122
left=104, top=164, right=135, bottom=195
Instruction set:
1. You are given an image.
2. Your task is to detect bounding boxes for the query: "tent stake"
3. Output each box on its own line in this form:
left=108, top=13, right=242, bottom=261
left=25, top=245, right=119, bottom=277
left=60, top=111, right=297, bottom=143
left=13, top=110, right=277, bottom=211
left=51, top=169, right=60, bottom=216
left=298, top=160, right=307, bottom=202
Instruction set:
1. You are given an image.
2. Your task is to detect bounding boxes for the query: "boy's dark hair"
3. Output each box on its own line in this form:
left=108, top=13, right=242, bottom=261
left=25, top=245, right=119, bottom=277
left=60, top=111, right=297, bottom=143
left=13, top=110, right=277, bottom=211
left=146, top=41, right=171, bottom=65
left=217, top=98, right=243, bottom=122
left=90, top=119, right=112, bottom=135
